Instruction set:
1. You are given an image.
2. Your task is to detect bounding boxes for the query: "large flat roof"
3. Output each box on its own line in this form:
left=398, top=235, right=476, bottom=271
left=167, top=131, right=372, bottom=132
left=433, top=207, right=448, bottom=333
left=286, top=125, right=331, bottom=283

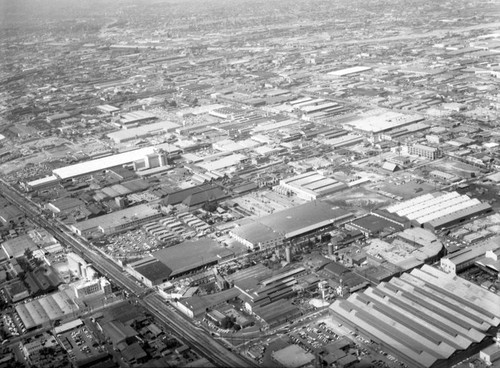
left=73, top=204, right=160, bottom=232
left=343, top=110, right=424, bottom=134
left=53, top=147, right=158, bottom=180
left=153, top=239, right=233, bottom=277
left=258, top=201, right=353, bottom=238
left=328, top=66, right=372, bottom=76
left=107, top=120, right=179, bottom=141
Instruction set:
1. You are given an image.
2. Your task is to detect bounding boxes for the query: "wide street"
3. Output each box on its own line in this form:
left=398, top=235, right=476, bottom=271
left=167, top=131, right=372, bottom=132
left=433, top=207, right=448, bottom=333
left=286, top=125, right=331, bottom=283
left=0, top=180, right=256, bottom=368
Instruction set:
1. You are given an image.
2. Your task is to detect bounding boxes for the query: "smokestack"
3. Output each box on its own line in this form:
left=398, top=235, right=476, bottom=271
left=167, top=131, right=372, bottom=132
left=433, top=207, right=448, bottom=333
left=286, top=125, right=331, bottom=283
left=328, top=243, right=334, bottom=257
left=285, top=246, right=292, bottom=263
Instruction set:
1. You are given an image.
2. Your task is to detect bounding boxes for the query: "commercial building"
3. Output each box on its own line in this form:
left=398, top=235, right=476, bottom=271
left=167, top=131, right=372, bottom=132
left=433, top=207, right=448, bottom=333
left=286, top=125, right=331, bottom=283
left=275, top=172, right=347, bottom=201
left=385, top=192, right=492, bottom=231
left=408, top=144, right=442, bottom=160
left=71, top=204, right=162, bottom=239
left=73, top=277, right=112, bottom=299
left=329, top=265, right=500, bottom=368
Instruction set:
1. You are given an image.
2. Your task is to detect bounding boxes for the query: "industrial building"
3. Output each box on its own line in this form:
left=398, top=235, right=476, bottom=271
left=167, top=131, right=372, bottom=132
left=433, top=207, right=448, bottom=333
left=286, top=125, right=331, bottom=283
left=15, top=289, right=80, bottom=330
left=0, top=205, right=25, bottom=228
left=275, top=171, right=347, bottom=201
left=52, top=144, right=180, bottom=180
left=71, top=204, right=162, bottom=239
left=22, top=175, right=60, bottom=192
left=152, top=239, right=234, bottom=279
left=342, top=110, right=424, bottom=142
left=230, top=201, right=353, bottom=250
left=329, top=265, right=500, bottom=368
left=175, top=288, right=241, bottom=318
left=119, top=110, right=158, bottom=128
left=440, top=241, right=499, bottom=274
left=345, top=214, right=404, bottom=237
left=126, top=256, right=173, bottom=287
left=363, top=228, right=444, bottom=272
left=1, top=235, right=39, bottom=259
left=384, top=191, right=492, bottom=231
left=107, top=120, right=179, bottom=143
left=328, top=66, right=372, bottom=77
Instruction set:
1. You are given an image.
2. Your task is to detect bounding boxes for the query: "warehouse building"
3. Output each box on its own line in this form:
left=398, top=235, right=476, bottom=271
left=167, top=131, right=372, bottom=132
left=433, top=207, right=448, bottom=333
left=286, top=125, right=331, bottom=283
left=345, top=214, right=404, bottom=237
left=52, top=143, right=180, bottom=181
left=119, top=111, right=158, bottom=128
left=385, top=191, right=492, bottom=231
left=126, top=256, right=172, bottom=287
left=231, top=201, right=353, bottom=250
left=15, top=289, right=79, bottom=330
left=71, top=204, right=161, bottom=239
left=22, top=175, right=60, bottom=192
left=342, top=109, right=424, bottom=142
left=152, top=239, right=234, bottom=279
left=329, top=265, right=500, bottom=368
left=440, top=241, right=499, bottom=274
left=107, top=120, right=179, bottom=143
left=275, top=171, right=347, bottom=201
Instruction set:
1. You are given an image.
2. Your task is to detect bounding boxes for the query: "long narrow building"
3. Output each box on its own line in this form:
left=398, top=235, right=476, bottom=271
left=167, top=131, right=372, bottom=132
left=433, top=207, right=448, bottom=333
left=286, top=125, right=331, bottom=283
left=329, top=265, right=500, bottom=368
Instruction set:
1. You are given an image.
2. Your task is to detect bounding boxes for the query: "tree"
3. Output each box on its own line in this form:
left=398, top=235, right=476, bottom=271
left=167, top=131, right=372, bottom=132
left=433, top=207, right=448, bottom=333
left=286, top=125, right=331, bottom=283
left=24, top=248, right=33, bottom=260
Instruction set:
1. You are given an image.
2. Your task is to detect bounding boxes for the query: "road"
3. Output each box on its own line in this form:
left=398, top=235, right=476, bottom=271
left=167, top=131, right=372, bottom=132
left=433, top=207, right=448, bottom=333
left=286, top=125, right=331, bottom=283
left=0, top=180, right=256, bottom=368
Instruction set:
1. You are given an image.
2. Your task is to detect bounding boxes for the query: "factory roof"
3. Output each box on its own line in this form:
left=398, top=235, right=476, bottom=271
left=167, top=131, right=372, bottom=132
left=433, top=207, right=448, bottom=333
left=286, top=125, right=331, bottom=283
left=253, top=299, right=299, bottom=324
left=258, top=201, right=353, bottom=238
left=53, top=146, right=160, bottom=180
left=342, top=110, right=424, bottom=134
left=231, top=222, right=282, bottom=246
left=26, top=175, right=59, bottom=188
left=385, top=191, right=491, bottom=228
left=179, top=288, right=241, bottom=317
left=120, top=110, right=157, bottom=125
left=329, top=265, right=500, bottom=368
left=15, top=289, right=78, bottom=330
left=272, top=344, right=314, bottom=368
left=73, top=204, right=160, bottom=232
left=442, top=241, right=499, bottom=266
left=130, top=256, right=172, bottom=282
left=350, top=214, right=403, bottom=233
left=328, top=66, right=372, bottom=76
left=226, top=264, right=273, bottom=292
left=197, top=153, right=247, bottom=172
left=2, top=234, right=39, bottom=258
left=101, top=320, right=137, bottom=345
left=107, top=120, right=179, bottom=141
left=153, top=239, right=232, bottom=277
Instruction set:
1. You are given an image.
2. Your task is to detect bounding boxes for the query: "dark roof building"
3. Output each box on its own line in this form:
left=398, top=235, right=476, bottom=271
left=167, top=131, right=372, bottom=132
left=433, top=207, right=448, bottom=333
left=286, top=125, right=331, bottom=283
left=127, top=257, right=172, bottom=287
